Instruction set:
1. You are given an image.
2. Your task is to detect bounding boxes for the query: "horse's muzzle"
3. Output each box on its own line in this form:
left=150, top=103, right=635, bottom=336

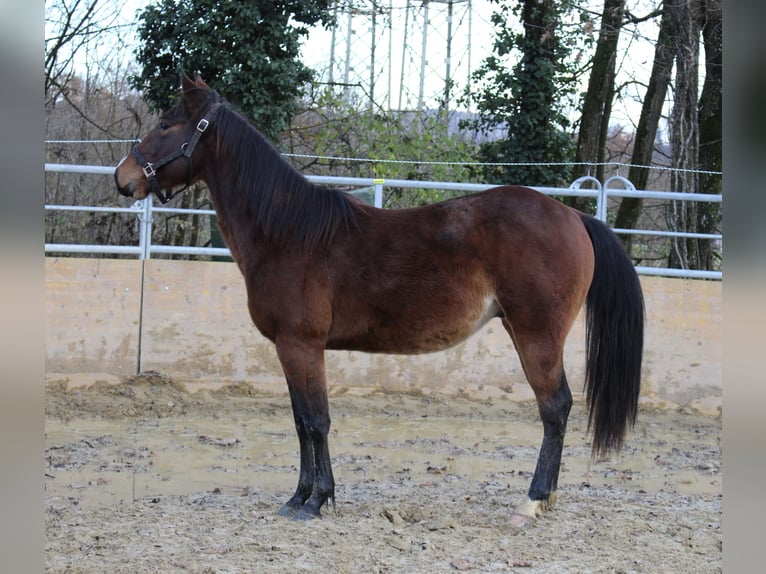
left=114, top=158, right=141, bottom=198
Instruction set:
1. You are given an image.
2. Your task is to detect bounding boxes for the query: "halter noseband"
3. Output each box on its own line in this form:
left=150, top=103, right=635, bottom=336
left=132, top=101, right=220, bottom=204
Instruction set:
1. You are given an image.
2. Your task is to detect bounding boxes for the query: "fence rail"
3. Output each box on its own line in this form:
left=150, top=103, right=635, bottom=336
left=45, top=163, right=722, bottom=280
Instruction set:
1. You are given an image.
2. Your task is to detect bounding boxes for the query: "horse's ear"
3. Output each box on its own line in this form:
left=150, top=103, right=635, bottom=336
left=181, top=72, right=197, bottom=93
left=180, top=71, right=213, bottom=114
left=180, top=72, right=210, bottom=94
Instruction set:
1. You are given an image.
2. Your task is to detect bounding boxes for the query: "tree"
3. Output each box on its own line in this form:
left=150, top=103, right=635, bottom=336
left=46, top=0, right=102, bottom=104
left=45, top=0, right=127, bottom=110
left=463, top=0, right=579, bottom=187
left=131, top=0, right=333, bottom=140
left=666, top=0, right=701, bottom=269
left=665, top=0, right=721, bottom=271
left=572, top=0, right=626, bottom=193
left=693, top=0, right=722, bottom=269
left=613, top=0, right=676, bottom=257
left=286, top=87, right=480, bottom=208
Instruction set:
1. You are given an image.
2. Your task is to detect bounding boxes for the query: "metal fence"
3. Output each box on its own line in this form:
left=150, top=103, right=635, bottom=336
left=44, top=163, right=722, bottom=280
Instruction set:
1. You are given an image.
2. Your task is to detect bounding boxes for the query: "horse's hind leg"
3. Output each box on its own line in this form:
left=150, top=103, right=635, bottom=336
left=502, top=318, right=573, bottom=528
left=515, top=369, right=572, bottom=527
left=275, top=338, right=335, bottom=520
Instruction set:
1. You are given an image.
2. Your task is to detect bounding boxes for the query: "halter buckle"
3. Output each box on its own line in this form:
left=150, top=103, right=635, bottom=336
left=142, top=163, right=156, bottom=179
left=197, top=118, right=210, bottom=132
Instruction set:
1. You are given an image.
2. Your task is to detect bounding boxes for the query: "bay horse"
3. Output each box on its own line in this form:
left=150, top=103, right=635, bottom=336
left=115, top=74, right=644, bottom=527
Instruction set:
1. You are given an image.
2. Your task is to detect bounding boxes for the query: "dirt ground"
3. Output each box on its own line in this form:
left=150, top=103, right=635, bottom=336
left=45, top=372, right=721, bottom=573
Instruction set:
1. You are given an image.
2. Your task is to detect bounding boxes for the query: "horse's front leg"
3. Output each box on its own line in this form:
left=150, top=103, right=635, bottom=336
left=275, top=338, right=335, bottom=520
left=276, top=387, right=316, bottom=518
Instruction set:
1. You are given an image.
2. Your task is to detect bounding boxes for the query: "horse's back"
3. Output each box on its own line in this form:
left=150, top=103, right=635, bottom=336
left=354, top=185, right=593, bottom=289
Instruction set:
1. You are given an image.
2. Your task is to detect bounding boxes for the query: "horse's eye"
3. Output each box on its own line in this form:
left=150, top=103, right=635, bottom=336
left=160, top=122, right=170, bottom=131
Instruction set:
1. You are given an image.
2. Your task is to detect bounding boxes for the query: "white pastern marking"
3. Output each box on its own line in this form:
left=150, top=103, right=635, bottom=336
left=513, top=498, right=543, bottom=519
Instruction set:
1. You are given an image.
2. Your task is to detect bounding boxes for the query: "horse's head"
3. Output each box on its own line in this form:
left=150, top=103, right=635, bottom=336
left=115, top=73, right=220, bottom=203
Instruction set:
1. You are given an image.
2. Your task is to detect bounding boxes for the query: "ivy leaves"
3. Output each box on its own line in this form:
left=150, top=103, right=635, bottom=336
left=130, top=0, right=332, bottom=140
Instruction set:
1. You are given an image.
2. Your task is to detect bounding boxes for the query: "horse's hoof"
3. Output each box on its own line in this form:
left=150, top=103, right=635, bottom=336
left=292, top=506, right=321, bottom=521
left=276, top=503, right=300, bottom=518
left=509, top=498, right=546, bottom=530
left=514, top=498, right=544, bottom=518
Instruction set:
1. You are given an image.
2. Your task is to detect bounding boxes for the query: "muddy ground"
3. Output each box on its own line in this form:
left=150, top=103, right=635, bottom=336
left=45, top=372, right=721, bottom=573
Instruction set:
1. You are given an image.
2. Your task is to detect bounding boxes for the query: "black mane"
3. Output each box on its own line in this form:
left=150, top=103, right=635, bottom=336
left=213, top=101, right=359, bottom=248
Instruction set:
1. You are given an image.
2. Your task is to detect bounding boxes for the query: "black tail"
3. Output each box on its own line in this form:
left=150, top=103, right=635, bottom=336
left=579, top=214, right=644, bottom=459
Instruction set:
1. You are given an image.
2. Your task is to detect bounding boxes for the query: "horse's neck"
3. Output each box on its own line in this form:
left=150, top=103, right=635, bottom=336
left=202, top=124, right=346, bottom=263
left=204, top=171, right=257, bottom=266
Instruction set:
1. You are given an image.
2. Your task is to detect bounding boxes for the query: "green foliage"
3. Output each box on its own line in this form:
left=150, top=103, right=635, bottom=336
left=292, top=88, right=480, bottom=208
left=462, top=0, right=581, bottom=186
left=130, top=0, right=332, bottom=140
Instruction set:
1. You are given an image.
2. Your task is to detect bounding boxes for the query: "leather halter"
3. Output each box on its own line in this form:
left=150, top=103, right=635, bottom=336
left=131, top=101, right=220, bottom=204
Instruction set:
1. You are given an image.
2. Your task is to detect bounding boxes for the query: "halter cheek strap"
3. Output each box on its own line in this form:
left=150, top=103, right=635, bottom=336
left=132, top=102, right=219, bottom=204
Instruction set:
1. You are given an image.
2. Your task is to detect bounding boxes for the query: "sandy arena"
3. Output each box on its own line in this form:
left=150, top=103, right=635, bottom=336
left=45, top=372, right=721, bottom=573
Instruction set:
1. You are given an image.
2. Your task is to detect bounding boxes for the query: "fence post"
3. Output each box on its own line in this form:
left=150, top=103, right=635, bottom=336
left=373, top=178, right=384, bottom=208
left=597, top=184, right=607, bottom=222
left=137, top=198, right=153, bottom=260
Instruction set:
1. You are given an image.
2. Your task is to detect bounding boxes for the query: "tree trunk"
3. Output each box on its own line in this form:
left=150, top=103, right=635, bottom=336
left=518, top=0, right=559, bottom=146
left=667, top=0, right=701, bottom=270
left=614, top=0, right=676, bottom=257
left=571, top=0, right=625, bottom=212
left=695, top=0, right=722, bottom=270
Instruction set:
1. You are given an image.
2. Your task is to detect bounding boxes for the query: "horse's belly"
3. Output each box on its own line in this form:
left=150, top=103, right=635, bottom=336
left=329, top=295, right=501, bottom=354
